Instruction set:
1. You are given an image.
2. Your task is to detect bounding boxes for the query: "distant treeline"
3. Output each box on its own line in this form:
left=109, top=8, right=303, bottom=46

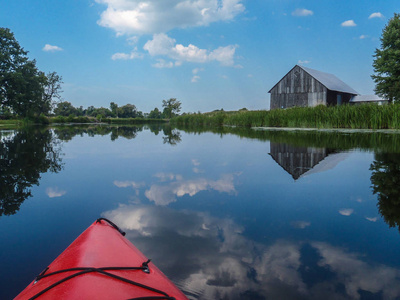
left=51, top=99, right=179, bottom=120
left=171, top=104, right=400, bottom=130
left=1, top=98, right=182, bottom=125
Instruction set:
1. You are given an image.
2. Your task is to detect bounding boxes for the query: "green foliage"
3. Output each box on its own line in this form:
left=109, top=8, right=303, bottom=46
left=96, top=114, right=104, bottom=122
left=372, top=13, right=400, bottom=102
left=54, top=101, right=79, bottom=116
left=49, top=115, right=91, bottom=124
left=171, top=104, right=400, bottom=130
left=43, top=71, right=63, bottom=109
left=162, top=98, right=181, bottom=119
left=37, top=113, right=49, bottom=125
left=117, top=104, right=139, bottom=118
left=148, top=107, right=162, bottom=119
left=110, top=101, right=118, bottom=117
left=0, top=28, right=62, bottom=117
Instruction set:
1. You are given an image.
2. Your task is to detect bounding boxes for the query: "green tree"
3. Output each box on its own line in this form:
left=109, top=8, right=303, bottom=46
left=93, top=107, right=113, bottom=118
left=110, top=102, right=118, bottom=117
left=0, top=28, right=59, bottom=117
left=118, top=104, right=138, bottom=118
left=162, top=98, right=181, bottom=119
left=86, top=106, right=96, bottom=116
left=44, top=72, right=63, bottom=112
left=148, top=107, right=162, bottom=119
left=54, top=101, right=78, bottom=116
left=372, top=13, right=400, bottom=102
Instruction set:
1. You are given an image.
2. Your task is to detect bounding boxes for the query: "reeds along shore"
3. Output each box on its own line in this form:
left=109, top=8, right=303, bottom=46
left=170, top=104, right=400, bottom=129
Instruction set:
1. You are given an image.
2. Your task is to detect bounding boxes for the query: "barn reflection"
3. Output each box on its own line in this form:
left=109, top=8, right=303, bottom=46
left=269, top=142, right=348, bottom=180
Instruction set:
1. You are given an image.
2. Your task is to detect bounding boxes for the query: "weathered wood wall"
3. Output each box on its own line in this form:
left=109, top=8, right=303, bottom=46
left=327, top=90, right=354, bottom=106
left=270, top=65, right=327, bottom=110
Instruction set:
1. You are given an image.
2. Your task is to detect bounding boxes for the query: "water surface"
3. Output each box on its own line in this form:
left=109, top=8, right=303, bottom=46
left=1, top=125, right=400, bottom=299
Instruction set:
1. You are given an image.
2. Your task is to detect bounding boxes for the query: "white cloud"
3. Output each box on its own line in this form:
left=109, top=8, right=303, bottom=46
left=111, top=49, right=143, bottom=60
left=298, top=60, right=311, bottom=65
left=42, top=44, right=63, bottom=52
left=127, top=36, right=139, bottom=45
left=341, top=20, right=357, bottom=27
left=154, top=172, right=182, bottom=182
left=313, top=242, right=400, bottom=299
left=366, top=217, right=378, bottom=222
left=292, top=8, right=313, bottom=17
left=114, top=180, right=145, bottom=189
left=339, top=208, right=354, bottom=216
left=369, top=12, right=384, bottom=19
left=143, top=33, right=237, bottom=66
left=291, top=221, right=311, bottom=229
left=191, top=75, right=200, bottom=83
left=191, top=70, right=203, bottom=83
left=192, top=159, right=201, bottom=165
left=46, top=187, right=66, bottom=198
left=152, top=59, right=175, bottom=68
left=145, top=173, right=237, bottom=205
left=359, top=35, right=368, bottom=39
left=96, top=0, right=245, bottom=36
left=192, top=68, right=204, bottom=75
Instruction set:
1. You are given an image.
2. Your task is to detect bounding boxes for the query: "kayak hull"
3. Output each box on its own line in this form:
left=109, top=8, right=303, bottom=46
left=15, top=219, right=188, bottom=299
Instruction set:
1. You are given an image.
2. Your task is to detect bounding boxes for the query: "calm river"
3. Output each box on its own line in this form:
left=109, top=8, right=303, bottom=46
left=1, top=124, right=400, bottom=299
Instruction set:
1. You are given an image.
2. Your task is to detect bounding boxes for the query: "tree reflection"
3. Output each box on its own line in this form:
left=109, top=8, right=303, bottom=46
left=110, top=126, right=142, bottom=141
left=52, top=125, right=181, bottom=145
left=162, top=127, right=182, bottom=146
left=370, top=153, right=400, bottom=231
left=0, top=128, right=63, bottom=216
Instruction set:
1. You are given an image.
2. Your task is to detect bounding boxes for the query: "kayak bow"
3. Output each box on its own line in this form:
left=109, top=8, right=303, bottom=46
left=15, top=218, right=188, bottom=300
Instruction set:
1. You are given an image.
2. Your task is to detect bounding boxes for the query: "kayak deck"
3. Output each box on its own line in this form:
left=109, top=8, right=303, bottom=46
left=15, top=218, right=188, bottom=299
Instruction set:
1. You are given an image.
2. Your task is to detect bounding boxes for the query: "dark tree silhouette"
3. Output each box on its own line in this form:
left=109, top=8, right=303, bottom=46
left=0, top=128, right=63, bottom=216
left=370, top=153, right=400, bottom=231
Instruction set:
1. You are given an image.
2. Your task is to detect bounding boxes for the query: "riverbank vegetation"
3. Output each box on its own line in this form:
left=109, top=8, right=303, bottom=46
left=173, top=123, right=400, bottom=153
left=171, top=104, right=400, bottom=130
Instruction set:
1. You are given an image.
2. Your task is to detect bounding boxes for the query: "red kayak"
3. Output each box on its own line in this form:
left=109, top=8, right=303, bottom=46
left=15, top=218, right=188, bottom=300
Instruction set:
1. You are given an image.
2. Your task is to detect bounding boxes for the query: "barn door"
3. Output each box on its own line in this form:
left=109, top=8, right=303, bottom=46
left=337, top=94, right=342, bottom=105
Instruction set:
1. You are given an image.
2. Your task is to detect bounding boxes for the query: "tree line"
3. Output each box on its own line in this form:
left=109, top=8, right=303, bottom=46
left=0, top=27, right=181, bottom=121
left=53, top=98, right=181, bottom=120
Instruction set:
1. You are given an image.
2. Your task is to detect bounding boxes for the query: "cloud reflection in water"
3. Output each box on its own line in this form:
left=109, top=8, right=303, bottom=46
left=103, top=205, right=400, bottom=299
left=145, top=173, right=238, bottom=205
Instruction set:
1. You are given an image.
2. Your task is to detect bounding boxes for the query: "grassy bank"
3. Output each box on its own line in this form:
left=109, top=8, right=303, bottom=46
left=171, top=104, right=400, bottom=129
left=0, top=116, right=168, bottom=128
left=0, top=119, right=22, bottom=126
left=174, top=124, right=400, bottom=152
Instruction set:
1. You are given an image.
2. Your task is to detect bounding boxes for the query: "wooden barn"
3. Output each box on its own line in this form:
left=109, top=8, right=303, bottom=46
left=269, top=65, right=359, bottom=109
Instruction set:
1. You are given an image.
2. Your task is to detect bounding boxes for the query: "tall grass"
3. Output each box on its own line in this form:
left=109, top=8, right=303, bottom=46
left=171, top=104, right=400, bottom=129
left=174, top=123, right=400, bottom=153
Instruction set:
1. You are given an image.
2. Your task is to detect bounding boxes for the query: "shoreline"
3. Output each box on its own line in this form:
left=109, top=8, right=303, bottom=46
left=252, top=126, right=400, bottom=134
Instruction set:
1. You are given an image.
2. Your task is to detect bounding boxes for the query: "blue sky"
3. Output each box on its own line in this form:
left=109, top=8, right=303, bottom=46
left=1, top=0, right=398, bottom=112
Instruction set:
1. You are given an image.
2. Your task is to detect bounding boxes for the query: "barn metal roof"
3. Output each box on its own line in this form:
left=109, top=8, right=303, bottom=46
left=299, top=65, right=358, bottom=94
left=350, top=94, right=388, bottom=102
left=268, top=65, right=359, bottom=95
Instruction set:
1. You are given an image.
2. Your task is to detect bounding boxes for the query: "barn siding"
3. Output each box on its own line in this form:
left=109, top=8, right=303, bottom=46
left=270, top=65, right=327, bottom=109
left=269, top=142, right=328, bottom=180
